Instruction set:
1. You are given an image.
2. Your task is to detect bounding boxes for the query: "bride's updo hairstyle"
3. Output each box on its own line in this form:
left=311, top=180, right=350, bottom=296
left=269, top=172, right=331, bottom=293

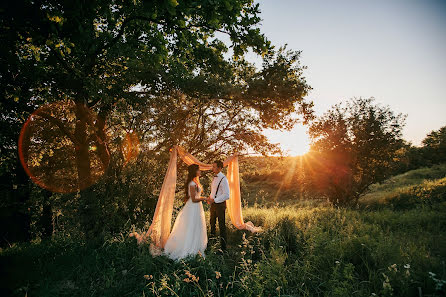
left=184, top=164, right=200, bottom=203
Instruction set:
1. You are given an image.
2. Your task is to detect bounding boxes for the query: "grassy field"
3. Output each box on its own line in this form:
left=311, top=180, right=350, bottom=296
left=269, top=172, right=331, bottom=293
left=360, top=163, right=446, bottom=207
left=1, top=165, right=446, bottom=296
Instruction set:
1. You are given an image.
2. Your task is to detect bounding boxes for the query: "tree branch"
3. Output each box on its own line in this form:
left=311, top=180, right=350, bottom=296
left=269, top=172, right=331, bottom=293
left=37, top=111, right=78, bottom=145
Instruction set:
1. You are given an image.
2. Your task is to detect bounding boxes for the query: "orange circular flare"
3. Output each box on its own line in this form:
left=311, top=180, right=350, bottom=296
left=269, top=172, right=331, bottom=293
left=18, top=100, right=110, bottom=193
left=122, top=131, right=140, bottom=165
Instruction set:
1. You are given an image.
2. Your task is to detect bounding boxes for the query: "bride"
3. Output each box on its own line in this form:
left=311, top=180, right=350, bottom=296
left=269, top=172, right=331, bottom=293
left=163, top=164, right=209, bottom=260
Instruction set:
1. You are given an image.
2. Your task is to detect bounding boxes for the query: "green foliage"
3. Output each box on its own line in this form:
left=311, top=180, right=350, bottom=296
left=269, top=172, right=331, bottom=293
left=389, top=142, right=427, bottom=174
left=307, top=97, right=407, bottom=205
left=2, top=202, right=445, bottom=296
left=422, top=126, right=446, bottom=165
left=261, top=216, right=306, bottom=256
left=1, top=0, right=314, bottom=243
left=386, top=126, right=446, bottom=175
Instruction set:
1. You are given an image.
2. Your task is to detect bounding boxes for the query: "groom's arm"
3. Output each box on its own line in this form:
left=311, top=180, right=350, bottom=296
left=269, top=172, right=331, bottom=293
left=214, top=177, right=230, bottom=203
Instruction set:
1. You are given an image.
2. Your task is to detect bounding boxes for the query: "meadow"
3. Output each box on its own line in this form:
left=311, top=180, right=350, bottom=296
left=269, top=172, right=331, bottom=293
left=2, top=1, right=445, bottom=296
left=1, top=164, right=446, bottom=297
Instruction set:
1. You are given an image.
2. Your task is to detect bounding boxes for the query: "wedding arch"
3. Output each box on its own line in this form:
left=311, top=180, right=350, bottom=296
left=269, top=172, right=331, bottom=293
left=130, top=145, right=261, bottom=255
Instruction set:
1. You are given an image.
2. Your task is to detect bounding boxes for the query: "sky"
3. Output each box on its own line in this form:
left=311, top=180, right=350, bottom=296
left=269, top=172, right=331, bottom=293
left=254, top=0, right=446, bottom=155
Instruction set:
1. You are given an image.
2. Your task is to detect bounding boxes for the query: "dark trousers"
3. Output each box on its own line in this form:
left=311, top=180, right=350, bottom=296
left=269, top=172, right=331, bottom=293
left=210, top=201, right=227, bottom=249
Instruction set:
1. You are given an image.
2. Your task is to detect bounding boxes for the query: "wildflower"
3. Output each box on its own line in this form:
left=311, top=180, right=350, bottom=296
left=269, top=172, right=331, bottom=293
left=382, top=272, right=392, bottom=292
left=335, top=260, right=340, bottom=264
left=184, top=270, right=199, bottom=282
left=160, top=277, right=168, bottom=289
left=143, top=274, right=153, bottom=280
left=388, top=264, right=397, bottom=272
left=215, top=271, right=221, bottom=279
left=404, top=264, right=410, bottom=269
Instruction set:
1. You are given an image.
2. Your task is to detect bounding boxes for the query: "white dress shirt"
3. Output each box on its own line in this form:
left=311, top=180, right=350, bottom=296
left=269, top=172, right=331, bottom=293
left=210, top=171, right=230, bottom=204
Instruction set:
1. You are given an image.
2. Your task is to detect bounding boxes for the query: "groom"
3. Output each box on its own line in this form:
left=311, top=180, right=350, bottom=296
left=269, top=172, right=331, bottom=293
left=208, top=160, right=230, bottom=250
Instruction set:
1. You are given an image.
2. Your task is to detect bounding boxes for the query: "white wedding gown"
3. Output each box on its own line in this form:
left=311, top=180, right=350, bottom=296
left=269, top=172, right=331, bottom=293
left=163, top=180, right=208, bottom=260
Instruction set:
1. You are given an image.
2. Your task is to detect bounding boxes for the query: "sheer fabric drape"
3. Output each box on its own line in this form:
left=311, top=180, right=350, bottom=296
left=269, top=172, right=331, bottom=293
left=130, top=145, right=261, bottom=255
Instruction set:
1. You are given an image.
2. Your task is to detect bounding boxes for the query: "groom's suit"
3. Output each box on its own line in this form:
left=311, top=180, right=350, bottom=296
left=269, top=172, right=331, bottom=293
left=209, top=171, right=230, bottom=250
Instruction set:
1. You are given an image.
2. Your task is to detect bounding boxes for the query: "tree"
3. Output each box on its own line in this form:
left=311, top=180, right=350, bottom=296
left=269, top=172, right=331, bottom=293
left=2, top=0, right=313, bottom=181
left=388, top=140, right=426, bottom=175
left=1, top=0, right=314, bottom=240
left=421, top=126, right=446, bottom=165
left=307, top=97, right=406, bottom=205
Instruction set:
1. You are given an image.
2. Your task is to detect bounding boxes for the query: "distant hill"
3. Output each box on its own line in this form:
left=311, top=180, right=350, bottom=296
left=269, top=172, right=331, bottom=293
left=359, top=163, right=446, bottom=210
left=240, top=157, right=446, bottom=208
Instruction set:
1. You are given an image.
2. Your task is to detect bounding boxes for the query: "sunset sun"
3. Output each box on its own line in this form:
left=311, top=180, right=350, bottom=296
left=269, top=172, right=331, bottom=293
left=263, top=124, right=311, bottom=156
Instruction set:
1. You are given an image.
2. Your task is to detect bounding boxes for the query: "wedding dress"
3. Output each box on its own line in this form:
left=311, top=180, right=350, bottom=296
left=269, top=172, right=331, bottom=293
left=163, top=180, right=208, bottom=260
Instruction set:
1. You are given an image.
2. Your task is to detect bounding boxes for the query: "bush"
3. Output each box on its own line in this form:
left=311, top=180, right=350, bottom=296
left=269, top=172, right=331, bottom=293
left=385, top=177, right=446, bottom=210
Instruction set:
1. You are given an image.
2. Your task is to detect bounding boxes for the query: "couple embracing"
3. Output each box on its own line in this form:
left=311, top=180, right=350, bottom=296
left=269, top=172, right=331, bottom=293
left=163, top=160, right=229, bottom=261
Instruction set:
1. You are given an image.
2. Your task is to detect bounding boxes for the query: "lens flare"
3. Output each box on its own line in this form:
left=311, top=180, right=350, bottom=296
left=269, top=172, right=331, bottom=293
left=18, top=100, right=110, bottom=193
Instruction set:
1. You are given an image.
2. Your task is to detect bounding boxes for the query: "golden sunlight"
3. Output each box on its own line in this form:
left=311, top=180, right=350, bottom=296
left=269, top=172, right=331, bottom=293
left=263, top=125, right=311, bottom=156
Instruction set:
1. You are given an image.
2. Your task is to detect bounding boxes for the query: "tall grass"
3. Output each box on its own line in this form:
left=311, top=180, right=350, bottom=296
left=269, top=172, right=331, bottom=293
left=2, top=164, right=446, bottom=296
left=2, top=203, right=445, bottom=296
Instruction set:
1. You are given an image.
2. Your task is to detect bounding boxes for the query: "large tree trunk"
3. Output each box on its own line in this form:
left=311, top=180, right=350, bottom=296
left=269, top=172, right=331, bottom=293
left=39, top=189, right=53, bottom=238
left=4, top=155, right=32, bottom=245
left=74, top=100, right=112, bottom=240
left=74, top=100, right=96, bottom=239
left=74, top=101, right=92, bottom=190
left=94, top=108, right=110, bottom=171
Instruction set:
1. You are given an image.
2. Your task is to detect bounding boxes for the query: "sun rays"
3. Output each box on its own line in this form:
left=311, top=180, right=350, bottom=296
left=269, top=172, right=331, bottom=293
left=269, top=150, right=335, bottom=202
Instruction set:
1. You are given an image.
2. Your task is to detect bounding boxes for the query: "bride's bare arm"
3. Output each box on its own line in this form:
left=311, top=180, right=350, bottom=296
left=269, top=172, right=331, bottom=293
left=189, top=185, right=206, bottom=203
